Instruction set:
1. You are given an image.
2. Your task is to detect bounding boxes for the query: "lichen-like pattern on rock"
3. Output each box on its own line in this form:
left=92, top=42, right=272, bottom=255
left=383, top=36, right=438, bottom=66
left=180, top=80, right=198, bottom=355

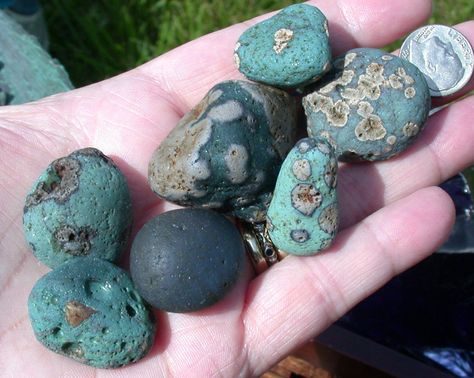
left=267, top=138, right=339, bottom=255
left=303, top=48, right=431, bottom=162
left=23, top=148, right=132, bottom=268
left=148, top=80, right=298, bottom=222
left=234, top=4, right=331, bottom=88
left=28, top=257, right=155, bottom=368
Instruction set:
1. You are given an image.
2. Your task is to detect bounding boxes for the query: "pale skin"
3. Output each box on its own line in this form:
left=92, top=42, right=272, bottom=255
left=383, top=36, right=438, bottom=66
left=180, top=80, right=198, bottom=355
left=0, top=0, right=473, bottom=376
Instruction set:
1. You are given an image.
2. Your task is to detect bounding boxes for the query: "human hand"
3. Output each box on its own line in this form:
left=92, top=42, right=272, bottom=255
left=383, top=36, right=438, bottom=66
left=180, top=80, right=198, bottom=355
left=1, top=0, right=473, bottom=376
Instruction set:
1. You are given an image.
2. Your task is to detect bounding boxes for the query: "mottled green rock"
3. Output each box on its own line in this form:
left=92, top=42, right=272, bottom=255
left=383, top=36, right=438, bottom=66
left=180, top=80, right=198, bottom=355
left=234, top=4, right=331, bottom=88
left=267, top=138, right=339, bottom=256
left=0, top=10, right=72, bottom=105
left=23, top=148, right=132, bottom=268
left=148, top=80, right=298, bottom=222
left=303, top=48, right=431, bottom=162
left=28, top=257, right=155, bottom=368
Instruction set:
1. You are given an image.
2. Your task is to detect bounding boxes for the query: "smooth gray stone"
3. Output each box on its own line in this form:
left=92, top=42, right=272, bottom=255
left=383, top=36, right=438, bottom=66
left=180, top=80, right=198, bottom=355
left=130, top=208, right=245, bottom=313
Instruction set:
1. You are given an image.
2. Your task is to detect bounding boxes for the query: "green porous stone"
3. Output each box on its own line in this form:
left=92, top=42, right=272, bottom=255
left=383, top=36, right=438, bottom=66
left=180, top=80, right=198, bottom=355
left=28, top=257, right=155, bottom=368
left=148, top=80, right=298, bottom=223
left=234, top=4, right=331, bottom=88
left=267, top=137, right=339, bottom=256
left=0, top=10, right=72, bottom=105
left=303, top=48, right=431, bottom=162
left=23, top=148, right=132, bottom=268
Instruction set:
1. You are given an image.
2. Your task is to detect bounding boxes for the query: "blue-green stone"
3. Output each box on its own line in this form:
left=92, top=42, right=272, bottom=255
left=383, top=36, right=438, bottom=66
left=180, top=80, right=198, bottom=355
left=0, top=11, right=72, bottom=106
left=28, top=257, right=155, bottom=368
left=303, top=48, right=431, bottom=162
left=267, top=137, right=339, bottom=256
left=148, top=80, right=298, bottom=223
left=23, top=148, right=132, bottom=268
left=234, top=4, right=331, bottom=88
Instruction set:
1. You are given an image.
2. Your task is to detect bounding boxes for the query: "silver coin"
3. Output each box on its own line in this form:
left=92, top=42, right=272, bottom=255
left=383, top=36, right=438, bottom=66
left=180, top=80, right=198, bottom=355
left=400, top=24, right=473, bottom=97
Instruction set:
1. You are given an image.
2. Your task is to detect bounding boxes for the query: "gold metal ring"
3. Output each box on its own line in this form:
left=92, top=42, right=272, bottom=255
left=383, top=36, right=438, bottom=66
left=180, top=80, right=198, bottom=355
left=236, top=220, right=286, bottom=274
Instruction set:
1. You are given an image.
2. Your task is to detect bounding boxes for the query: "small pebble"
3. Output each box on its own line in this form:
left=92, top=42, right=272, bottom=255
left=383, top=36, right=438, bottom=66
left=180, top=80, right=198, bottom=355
left=303, top=48, right=431, bottom=162
left=28, top=257, right=155, bottom=368
left=267, top=138, right=339, bottom=255
left=23, top=148, right=132, bottom=268
left=234, top=4, right=331, bottom=88
left=148, top=80, right=298, bottom=222
left=130, top=209, right=245, bottom=313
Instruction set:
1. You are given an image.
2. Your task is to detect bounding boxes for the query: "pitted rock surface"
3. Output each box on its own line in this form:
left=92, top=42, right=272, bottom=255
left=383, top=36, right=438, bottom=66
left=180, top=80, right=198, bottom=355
left=28, top=257, right=155, bottom=368
left=23, top=148, right=132, bottom=268
left=303, top=48, right=431, bottom=162
left=234, top=4, right=331, bottom=88
left=267, top=137, right=339, bottom=255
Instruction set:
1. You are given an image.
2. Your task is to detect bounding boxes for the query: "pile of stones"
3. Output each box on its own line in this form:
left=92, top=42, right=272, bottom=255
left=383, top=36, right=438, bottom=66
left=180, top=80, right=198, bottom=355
left=23, top=4, right=431, bottom=368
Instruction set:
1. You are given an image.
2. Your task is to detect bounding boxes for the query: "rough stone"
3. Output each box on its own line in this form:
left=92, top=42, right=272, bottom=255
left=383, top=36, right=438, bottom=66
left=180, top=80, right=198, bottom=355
left=28, top=257, right=155, bottom=368
left=303, top=48, right=431, bottom=162
left=0, top=10, right=72, bottom=105
left=148, top=80, right=298, bottom=222
left=130, top=208, right=245, bottom=313
left=23, top=148, right=132, bottom=268
left=234, top=4, right=331, bottom=88
left=267, top=137, right=339, bottom=255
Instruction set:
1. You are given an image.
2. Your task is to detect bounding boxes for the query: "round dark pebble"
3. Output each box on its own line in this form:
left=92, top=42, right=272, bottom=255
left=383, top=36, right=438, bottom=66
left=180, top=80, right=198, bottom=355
left=130, top=208, right=245, bottom=313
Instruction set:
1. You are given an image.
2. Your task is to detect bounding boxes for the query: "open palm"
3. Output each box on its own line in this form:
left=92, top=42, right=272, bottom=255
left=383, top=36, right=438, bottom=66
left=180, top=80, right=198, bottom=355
left=1, top=0, right=473, bottom=376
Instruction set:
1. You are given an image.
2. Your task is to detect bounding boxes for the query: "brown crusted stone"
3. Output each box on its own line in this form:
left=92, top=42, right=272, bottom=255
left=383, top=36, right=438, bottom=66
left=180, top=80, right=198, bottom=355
left=290, top=229, right=310, bottom=243
left=24, top=156, right=80, bottom=209
left=318, top=204, right=338, bottom=235
left=273, top=28, right=294, bottom=54
left=65, top=301, right=96, bottom=327
left=291, top=184, right=322, bottom=216
left=403, top=121, right=420, bottom=137
left=292, top=159, right=311, bottom=181
left=53, top=225, right=95, bottom=256
left=355, top=114, right=386, bottom=141
left=324, top=158, right=338, bottom=188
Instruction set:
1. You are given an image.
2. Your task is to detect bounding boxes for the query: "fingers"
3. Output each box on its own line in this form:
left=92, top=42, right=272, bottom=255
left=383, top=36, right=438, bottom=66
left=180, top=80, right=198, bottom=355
left=137, top=0, right=432, bottom=112
left=243, top=186, right=455, bottom=375
left=338, top=93, right=474, bottom=228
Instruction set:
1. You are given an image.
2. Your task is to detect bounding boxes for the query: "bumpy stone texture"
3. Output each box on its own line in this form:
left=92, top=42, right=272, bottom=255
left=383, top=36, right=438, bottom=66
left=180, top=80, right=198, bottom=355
left=23, top=148, right=132, bottom=268
left=235, top=4, right=331, bottom=88
left=148, top=80, right=298, bottom=222
left=267, top=138, right=339, bottom=256
left=303, top=48, right=431, bottom=162
left=130, top=208, right=245, bottom=313
left=28, top=257, right=155, bottom=368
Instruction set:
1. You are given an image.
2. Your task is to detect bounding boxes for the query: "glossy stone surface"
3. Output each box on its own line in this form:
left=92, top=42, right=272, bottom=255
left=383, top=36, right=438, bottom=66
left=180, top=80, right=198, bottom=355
left=130, top=209, right=245, bottom=313
left=148, top=80, right=298, bottom=222
left=234, top=4, right=331, bottom=88
left=23, top=148, right=132, bottom=268
left=267, top=137, right=339, bottom=255
left=303, top=48, right=431, bottom=162
left=28, top=257, right=155, bottom=368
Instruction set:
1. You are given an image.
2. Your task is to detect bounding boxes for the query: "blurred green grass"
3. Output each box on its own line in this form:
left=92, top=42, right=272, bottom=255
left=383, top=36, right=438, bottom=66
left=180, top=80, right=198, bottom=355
left=43, top=0, right=473, bottom=87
